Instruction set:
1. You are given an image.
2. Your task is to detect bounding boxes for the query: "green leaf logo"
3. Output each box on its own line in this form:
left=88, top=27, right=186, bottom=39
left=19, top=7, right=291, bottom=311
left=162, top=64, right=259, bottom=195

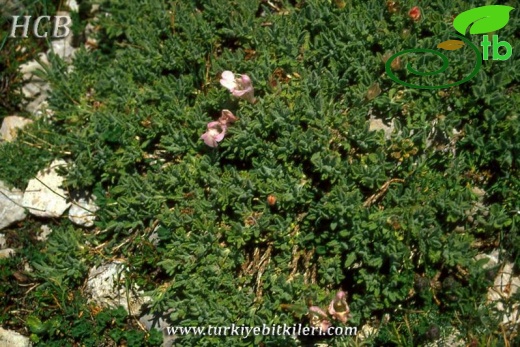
left=453, top=5, right=514, bottom=35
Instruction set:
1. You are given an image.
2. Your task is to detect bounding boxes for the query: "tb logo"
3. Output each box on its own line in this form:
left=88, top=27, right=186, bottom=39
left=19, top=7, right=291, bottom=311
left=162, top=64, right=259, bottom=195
left=481, top=35, right=512, bottom=61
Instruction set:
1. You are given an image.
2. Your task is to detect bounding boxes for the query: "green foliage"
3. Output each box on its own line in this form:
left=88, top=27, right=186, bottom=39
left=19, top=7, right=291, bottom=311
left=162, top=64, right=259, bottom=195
left=0, top=132, right=54, bottom=188
left=0, top=0, right=67, bottom=118
left=0, top=0, right=519, bottom=346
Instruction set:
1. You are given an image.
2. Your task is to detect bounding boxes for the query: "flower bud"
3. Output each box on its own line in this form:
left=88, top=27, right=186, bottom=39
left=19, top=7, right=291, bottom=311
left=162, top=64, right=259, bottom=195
left=408, top=6, right=421, bottom=22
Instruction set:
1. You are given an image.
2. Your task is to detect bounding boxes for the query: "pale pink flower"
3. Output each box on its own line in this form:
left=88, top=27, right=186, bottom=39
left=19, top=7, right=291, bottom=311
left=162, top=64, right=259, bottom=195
left=218, top=109, right=238, bottom=126
left=220, top=71, right=256, bottom=104
left=328, top=290, right=350, bottom=324
left=308, top=306, right=331, bottom=332
left=220, top=71, right=238, bottom=91
left=200, top=121, right=227, bottom=148
left=200, top=110, right=238, bottom=148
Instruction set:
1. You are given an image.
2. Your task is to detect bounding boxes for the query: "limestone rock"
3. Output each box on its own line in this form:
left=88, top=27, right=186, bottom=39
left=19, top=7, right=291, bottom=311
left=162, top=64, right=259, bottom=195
left=18, top=53, right=49, bottom=81
left=368, top=118, right=394, bottom=140
left=139, top=308, right=176, bottom=347
left=48, top=12, right=76, bottom=63
left=0, top=181, right=27, bottom=230
left=475, top=249, right=499, bottom=269
left=487, top=262, right=520, bottom=330
left=36, top=225, right=53, bottom=242
left=0, top=327, right=31, bottom=347
left=66, top=0, right=79, bottom=11
left=85, top=262, right=151, bottom=316
left=49, top=38, right=76, bottom=62
left=69, top=196, right=98, bottom=227
left=18, top=53, right=52, bottom=115
left=22, top=159, right=71, bottom=218
left=425, top=328, right=465, bottom=347
left=0, top=248, right=16, bottom=258
left=0, top=116, right=33, bottom=142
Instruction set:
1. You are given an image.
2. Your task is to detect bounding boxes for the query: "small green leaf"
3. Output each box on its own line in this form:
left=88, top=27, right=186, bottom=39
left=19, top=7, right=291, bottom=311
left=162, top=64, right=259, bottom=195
left=26, top=316, right=47, bottom=335
left=453, top=5, right=514, bottom=35
left=344, top=253, right=356, bottom=268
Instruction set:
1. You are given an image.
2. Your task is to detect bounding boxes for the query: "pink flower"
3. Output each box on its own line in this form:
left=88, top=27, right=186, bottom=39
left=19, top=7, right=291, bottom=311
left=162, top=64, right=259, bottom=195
left=200, top=110, right=238, bottom=147
left=328, top=290, right=350, bottom=324
left=200, top=121, right=226, bottom=148
left=218, top=109, right=238, bottom=126
left=220, top=71, right=256, bottom=104
left=308, top=306, right=331, bottom=333
left=220, top=71, right=238, bottom=91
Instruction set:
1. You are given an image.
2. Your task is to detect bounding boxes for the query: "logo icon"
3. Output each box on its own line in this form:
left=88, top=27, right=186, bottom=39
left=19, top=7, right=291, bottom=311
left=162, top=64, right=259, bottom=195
left=386, top=5, right=514, bottom=89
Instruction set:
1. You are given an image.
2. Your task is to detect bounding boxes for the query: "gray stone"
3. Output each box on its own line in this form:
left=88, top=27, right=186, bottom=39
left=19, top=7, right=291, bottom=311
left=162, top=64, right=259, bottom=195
left=66, top=0, right=78, bottom=11
left=69, top=196, right=98, bottom=227
left=425, top=328, right=465, bottom=347
left=0, top=327, right=31, bottom=347
left=0, top=116, right=33, bottom=142
left=0, top=248, right=16, bottom=258
left=475, top=249, right=500, bottom=269
left=22, top=159, right=71, bottom=218
left=0, top=181, right=27, bottom=230
left=139, top=308, right=176, bottom=347
left=368, top=118, right=394, bottom=140
left=18, top=53, right=49, bottom=81
left=85, top=262, right=151, bottom=316
left=36, top=225, right=53, bottom=242
left=487, top=261, right=520, bottom=330
left=48, top=13, right=76, bottom=62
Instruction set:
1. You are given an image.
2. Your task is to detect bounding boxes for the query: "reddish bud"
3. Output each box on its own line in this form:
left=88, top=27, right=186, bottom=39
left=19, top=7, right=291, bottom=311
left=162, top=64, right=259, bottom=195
left=408, top=6, right=421, bottom=21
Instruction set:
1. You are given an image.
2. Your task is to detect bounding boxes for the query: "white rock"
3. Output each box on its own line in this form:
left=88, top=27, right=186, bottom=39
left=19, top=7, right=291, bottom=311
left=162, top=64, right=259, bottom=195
left=26, top=94, right=49, bottom=116
left=18, top=53, right=52, bottom=115
left=66, top=0, right=79, bottom=11
left=368, top=118, right=394, bottom=140
left=488, top=263, right=520, bottom=301
left=18, top=53, right=49, bottom=81
left=49, top=39, right=76, bottom=61
left=0, top=233, right=5, bottom=248
left=48, top=15, right=76, bottom=63
left=22, top=159, right=71, bottom=217
left=487, top=261, right=520, bottom=334
left=0, top=327, right=31, bottom=347
left=0, top=181, right=27, bottom=230
left=471, top=186, right=486, bottom=199
left=139, top=309, right=176, bottom=347
left=85, top=262, right=151, bottom=316
left=21, top=81, right=51, bottom=115
left=69, top=197, right=99, bottom=227
left=31, top=100, right=54, bottom=120
left=475, top=249, right=500, bottom=269
left=37, top=225, right=53, bottom=242
left=0, top=116, right=34, bottom=142
left=0, top=248, right=16, bottom=258
left=425, top=328, right=465, bottom=347
left=148, top=225, right=161, bottom=247
left=22, top=83, right=41, bottom=99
